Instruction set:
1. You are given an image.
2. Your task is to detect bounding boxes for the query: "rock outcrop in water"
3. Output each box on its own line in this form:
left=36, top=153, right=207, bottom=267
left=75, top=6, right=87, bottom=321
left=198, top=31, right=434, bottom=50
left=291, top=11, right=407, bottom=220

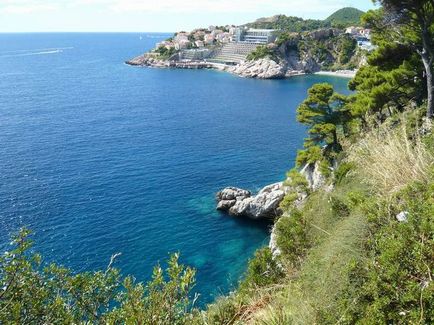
left=126, top=55, right=215, bottom=69
left=216, top=162, right=326, bottom=220
left=216, top=187, right=251, bottom=211
left=216, top=182, right=288, bottom=219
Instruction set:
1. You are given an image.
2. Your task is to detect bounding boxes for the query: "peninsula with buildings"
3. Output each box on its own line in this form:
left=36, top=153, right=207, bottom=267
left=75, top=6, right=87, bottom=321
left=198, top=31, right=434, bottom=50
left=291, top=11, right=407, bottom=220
left=126, top=7, right=375, bottom=79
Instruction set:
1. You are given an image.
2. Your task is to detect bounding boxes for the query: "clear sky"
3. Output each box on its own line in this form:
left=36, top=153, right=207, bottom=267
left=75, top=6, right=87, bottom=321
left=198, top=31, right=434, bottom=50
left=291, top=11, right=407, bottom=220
left=0, top=0, right=376, bottom=33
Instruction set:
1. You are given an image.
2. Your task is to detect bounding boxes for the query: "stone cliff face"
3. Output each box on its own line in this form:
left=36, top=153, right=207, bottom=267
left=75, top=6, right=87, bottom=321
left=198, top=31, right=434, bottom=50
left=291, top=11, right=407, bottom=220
left=300, top=161, right=326, bottom=190
left=275, top=28, right=364, bottom=73
left=226, top=28, right=364, bottom=79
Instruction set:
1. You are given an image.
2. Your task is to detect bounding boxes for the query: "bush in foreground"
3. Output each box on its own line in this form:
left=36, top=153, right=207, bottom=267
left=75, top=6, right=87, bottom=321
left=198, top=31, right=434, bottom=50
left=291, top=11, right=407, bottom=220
left=0, top=229, right=196, bottom=324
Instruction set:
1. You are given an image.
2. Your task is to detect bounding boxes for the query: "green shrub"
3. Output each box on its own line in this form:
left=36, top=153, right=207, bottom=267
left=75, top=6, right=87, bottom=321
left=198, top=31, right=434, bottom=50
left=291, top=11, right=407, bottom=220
left=0, top=229, right=196, bottom=325
left=296, top=146, right=323, bottom=167
left=240, top=247, right=284, bottom=290
left=281, top=169, right=310, bottom=211
left=275, top=210, right=310, bottom=265
left=280, top=192, right=300, bottom=211
left=285, top=168, right=309, bottom=189
left=335, top=180, right=434, bottom=324
left=201, top=295, right=240, bottom=324
left=346, top=190, right=367, bottom=208
left=155, top=46, right=177, bottom=59
left=247, top=45, right=277, bottom=61
left=334, top=161, right=355, bottom=185
left=330, top=195, right=351, bottom=218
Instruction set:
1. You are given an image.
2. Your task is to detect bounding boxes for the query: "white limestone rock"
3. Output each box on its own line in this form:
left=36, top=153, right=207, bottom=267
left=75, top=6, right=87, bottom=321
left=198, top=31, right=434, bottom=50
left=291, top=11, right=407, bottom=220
left=216, top=183, right=289, bottom=219
left=230, top=58, right=286, bottom=79
left=216, top=161, right=326, bottom=221
left=300, top=161, right=326, bottom=190
left=396, top=211, right=409, bottom=223
left=216, top=199, right=236, bottom=210
left=230, top=182, right=286, bottom=219
left=269, top=223, right=282, bottom=258
left=216, top=187, right=251, bottom=201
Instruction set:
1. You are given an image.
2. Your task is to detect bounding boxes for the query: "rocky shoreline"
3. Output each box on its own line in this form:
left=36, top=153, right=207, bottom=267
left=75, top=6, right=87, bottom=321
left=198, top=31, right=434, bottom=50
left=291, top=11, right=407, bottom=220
left=126, top=55, right=355, bottom=80
left=126, top=55, right=307, bottom=79
left=126, top=55, right=217, bottom=70
left=215, top=161, right=327, bottom=258
left=215, top=161, right=325, bottom=220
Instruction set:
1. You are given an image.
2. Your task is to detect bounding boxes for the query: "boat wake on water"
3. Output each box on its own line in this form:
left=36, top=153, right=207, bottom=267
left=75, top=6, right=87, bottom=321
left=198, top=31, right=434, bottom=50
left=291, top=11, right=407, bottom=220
left=0, top=47, right=73, bottom=58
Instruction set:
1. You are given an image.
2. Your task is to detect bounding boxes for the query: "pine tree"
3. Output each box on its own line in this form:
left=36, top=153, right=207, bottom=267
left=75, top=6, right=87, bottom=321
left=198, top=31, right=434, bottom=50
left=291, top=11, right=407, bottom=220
left=373, top=0, right=434, bottom=118
left=296, top=83, right=348, bottom=166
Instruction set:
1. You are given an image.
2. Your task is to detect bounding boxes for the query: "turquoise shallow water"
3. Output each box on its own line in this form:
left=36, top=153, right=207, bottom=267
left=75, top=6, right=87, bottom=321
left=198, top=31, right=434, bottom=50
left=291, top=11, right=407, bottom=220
left=0, top=33, right=350, bottom=304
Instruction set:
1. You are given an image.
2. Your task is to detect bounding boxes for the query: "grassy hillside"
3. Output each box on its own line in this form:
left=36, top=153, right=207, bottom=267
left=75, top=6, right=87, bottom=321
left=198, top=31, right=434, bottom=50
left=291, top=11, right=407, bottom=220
left=200, top=110, right=434, bottom=324
left=325, top=7, right=365, bottom=27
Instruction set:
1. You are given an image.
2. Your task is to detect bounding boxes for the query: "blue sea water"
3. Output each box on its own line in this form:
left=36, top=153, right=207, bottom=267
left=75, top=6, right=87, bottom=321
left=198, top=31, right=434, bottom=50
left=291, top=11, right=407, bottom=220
left=0, top=33, right=350, bottom=304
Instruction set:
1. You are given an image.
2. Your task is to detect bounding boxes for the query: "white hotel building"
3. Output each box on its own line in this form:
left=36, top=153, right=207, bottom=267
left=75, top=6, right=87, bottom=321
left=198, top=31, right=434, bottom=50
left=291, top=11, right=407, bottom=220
left=231, top=28, right=277, bottom=44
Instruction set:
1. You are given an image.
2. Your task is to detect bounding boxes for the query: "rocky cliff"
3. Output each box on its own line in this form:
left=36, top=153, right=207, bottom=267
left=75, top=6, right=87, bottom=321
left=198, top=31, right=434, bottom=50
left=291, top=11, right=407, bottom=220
left=224, top=28, right=365, bottom=78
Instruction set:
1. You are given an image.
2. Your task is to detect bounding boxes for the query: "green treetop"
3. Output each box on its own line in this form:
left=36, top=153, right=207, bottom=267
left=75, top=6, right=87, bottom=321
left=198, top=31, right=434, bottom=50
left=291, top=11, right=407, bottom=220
left=344, top=7, right=427, bottom=126
left=296, top=83, right=349, bottom=167
left=372, top=0, right=434, bottom=118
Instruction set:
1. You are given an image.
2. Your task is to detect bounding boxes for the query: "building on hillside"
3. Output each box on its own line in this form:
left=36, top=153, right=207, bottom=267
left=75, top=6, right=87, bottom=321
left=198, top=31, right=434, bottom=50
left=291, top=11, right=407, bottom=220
left=204, top=34, right=215, bottom=45
left=175, top=39, right=191, bottom=50
left=231, top=28, right=277, bottom=44
left=195, top=40, right=204, bottom=48
left=211, top=29, right=224, bottom=37
left=193, top=30, right=206, bottom=40
left=360, top=29, right=371, bottom=39
left=175, top=34, right=189, bottom=42
left=156, top=41, right=175, bottom=50
left=216, top=32, right=232, bottom=43
left=179, top=48, right=212, bottom=60
left=345, top=26, right=360, bottom=35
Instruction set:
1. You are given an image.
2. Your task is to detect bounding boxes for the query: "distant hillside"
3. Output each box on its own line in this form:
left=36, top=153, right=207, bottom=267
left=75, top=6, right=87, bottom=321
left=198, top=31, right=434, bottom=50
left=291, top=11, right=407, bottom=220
left=245, top=7, right=365, bottom=32
left=325, top=7, right=365, bottom=27
left=245, top=15, right=329, bottom=32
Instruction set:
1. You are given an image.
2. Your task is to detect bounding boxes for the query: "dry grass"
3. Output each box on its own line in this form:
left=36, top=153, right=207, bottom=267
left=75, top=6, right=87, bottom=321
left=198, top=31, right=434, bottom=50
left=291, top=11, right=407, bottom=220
left=246, top=182, right=368, bottom=325
left=348, top=125, right=433, bottom=196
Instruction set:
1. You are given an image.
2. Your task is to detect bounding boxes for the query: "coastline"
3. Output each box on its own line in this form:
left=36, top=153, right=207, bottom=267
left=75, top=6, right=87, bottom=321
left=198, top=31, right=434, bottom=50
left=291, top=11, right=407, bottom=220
left=126, top=56, right=358, bottom=80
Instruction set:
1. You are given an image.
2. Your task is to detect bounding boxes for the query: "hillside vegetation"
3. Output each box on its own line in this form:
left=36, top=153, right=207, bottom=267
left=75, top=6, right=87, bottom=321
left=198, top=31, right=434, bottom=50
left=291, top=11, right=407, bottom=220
left=325, top=7, right=365, bottom=27
left=257, top=29, right=361, bottom=71
left=2, top=2, right=434, bottom=324
left=245, top=15, right=328, bottom=32
left=245, top=7, right=364, bottom=31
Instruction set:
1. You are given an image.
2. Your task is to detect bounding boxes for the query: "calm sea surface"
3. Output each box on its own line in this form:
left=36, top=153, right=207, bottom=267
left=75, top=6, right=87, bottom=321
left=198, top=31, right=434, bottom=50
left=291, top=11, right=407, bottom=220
left=0, top=33, right=350, bottom=304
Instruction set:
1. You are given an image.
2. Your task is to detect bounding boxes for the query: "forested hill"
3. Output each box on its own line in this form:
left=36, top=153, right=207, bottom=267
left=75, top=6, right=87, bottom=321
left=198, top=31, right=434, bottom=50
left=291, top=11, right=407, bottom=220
left=325, top=7, right=365, bottom=27
left=245, top=15, right=329, bottom=32
left=245, top=7, right=364, bottom=32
